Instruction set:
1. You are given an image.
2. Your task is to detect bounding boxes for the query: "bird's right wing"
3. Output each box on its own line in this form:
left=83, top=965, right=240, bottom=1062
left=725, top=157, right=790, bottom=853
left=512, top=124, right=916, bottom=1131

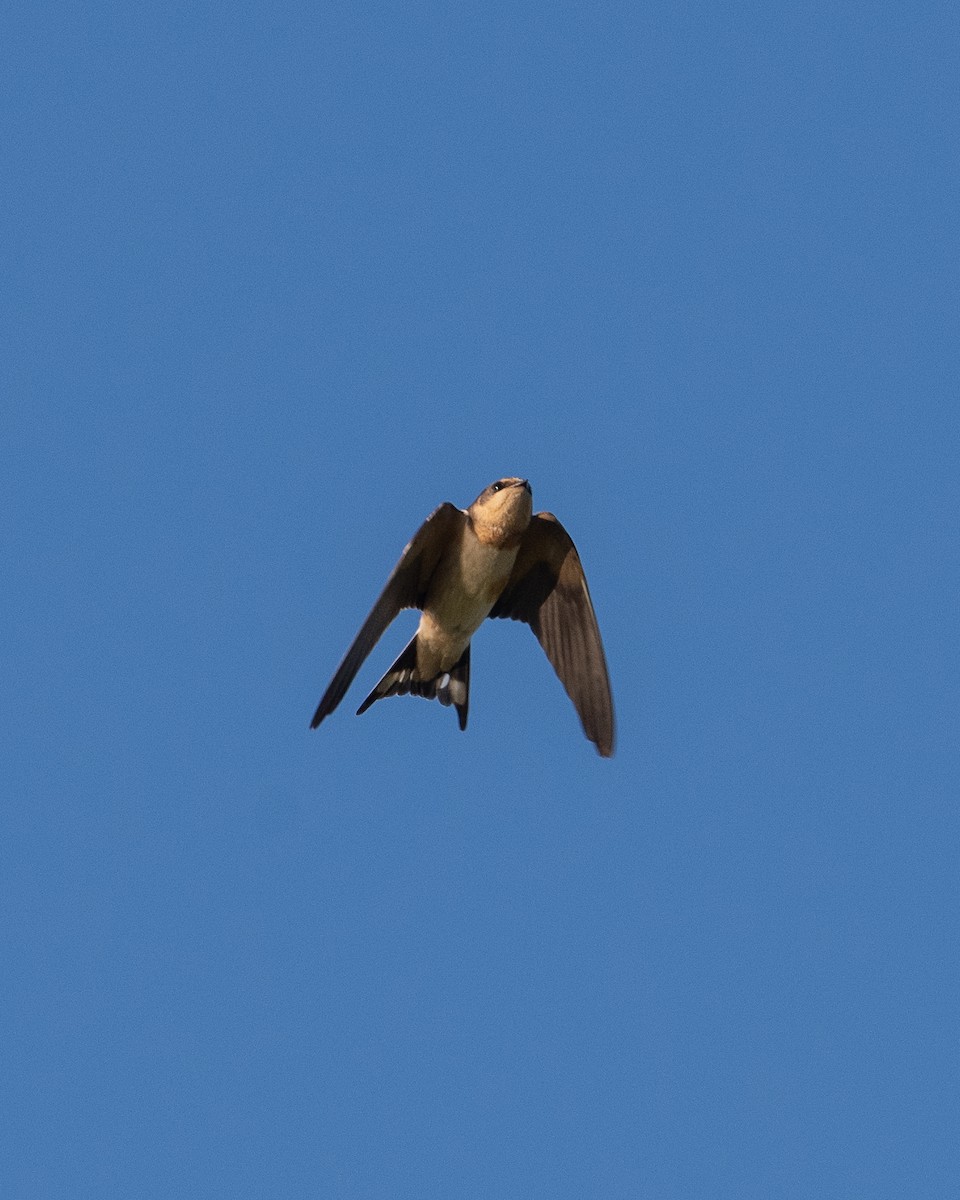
left=310, top=502, right=464, bottom=727
left=490, top=512, right=615, bottom=756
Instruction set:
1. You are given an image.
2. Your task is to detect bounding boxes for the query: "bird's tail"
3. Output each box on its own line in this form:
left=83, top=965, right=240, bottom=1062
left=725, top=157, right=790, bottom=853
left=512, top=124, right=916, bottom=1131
left=356, top=635, right=470, bottom=730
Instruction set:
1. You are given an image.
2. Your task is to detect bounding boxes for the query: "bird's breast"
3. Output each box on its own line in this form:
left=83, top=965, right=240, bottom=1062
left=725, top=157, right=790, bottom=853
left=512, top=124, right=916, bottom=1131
left=422, top=532, right=518, bottom=639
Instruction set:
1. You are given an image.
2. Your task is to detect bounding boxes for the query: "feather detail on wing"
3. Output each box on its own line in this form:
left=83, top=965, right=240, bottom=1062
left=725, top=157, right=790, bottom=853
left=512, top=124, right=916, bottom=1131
left=489, top=513, right=615, bottom=756
left=310, top=502, right=464, bottom=727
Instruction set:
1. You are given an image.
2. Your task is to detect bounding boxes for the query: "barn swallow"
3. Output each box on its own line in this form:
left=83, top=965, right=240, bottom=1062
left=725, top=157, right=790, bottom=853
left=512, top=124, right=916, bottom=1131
left=310, top=478, right=615, bottom=756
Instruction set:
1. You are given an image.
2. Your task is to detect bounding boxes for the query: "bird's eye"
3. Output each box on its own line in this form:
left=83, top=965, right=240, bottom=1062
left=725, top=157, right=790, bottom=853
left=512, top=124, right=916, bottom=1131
left=491, top=482, right=503, bottom=492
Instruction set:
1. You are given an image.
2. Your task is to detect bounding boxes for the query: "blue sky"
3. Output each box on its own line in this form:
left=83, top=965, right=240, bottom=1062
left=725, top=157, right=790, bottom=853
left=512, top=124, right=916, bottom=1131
left=4, top=1, right=958, bottom=1196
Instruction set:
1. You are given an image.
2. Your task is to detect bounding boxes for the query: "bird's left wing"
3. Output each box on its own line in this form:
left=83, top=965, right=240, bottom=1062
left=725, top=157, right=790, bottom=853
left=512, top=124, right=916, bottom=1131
left=310, top=502, right=464, bottom=728
left=489, top=513, right=615, bottom=756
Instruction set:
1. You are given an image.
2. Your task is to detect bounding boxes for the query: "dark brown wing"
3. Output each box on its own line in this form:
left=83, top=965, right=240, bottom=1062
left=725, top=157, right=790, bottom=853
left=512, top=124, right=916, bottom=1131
left=489, top=513, right=615, bottom=756
left=310, top=502, right=464, bottom=728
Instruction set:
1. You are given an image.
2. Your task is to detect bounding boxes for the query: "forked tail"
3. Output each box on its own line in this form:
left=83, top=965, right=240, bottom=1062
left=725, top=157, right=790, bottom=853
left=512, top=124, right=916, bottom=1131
left=356, top=636, right=471, bottom=730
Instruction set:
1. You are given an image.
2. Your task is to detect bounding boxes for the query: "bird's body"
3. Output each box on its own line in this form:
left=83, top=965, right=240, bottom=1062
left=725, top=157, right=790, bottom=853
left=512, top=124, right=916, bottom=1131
left=414, top=487, right=529, bottom=676
left=310, top=478, right=615, bottom=755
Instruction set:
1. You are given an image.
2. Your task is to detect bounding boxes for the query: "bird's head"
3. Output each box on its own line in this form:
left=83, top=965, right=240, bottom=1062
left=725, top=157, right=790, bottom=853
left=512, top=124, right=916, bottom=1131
left=468, top=478, right=533, bottom=545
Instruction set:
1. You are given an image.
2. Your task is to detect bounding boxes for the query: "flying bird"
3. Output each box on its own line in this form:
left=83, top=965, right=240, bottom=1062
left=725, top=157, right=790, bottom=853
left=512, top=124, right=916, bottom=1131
left=310, top=478, right=615, bottom=756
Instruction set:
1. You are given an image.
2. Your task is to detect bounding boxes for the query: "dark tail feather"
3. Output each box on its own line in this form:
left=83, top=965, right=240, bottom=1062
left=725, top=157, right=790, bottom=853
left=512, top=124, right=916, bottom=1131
left=444, top=643, right=470, bottom=731
left=356, top=637, right=470, bottom=730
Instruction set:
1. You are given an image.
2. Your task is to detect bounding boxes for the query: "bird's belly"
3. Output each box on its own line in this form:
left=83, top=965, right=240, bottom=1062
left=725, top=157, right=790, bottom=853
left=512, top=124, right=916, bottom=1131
left=417, top=540, right=518, bottom=673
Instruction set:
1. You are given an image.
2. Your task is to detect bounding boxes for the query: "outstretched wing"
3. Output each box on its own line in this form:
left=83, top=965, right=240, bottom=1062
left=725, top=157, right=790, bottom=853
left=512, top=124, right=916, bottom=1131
left=310, top=502, right=464, bottom=728
left=489, top=513, right=615, bottom=756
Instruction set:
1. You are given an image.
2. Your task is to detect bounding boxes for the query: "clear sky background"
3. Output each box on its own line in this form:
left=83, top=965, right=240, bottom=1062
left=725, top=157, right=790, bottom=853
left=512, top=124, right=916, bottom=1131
left=4, top=2, right=958, bottom=1197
